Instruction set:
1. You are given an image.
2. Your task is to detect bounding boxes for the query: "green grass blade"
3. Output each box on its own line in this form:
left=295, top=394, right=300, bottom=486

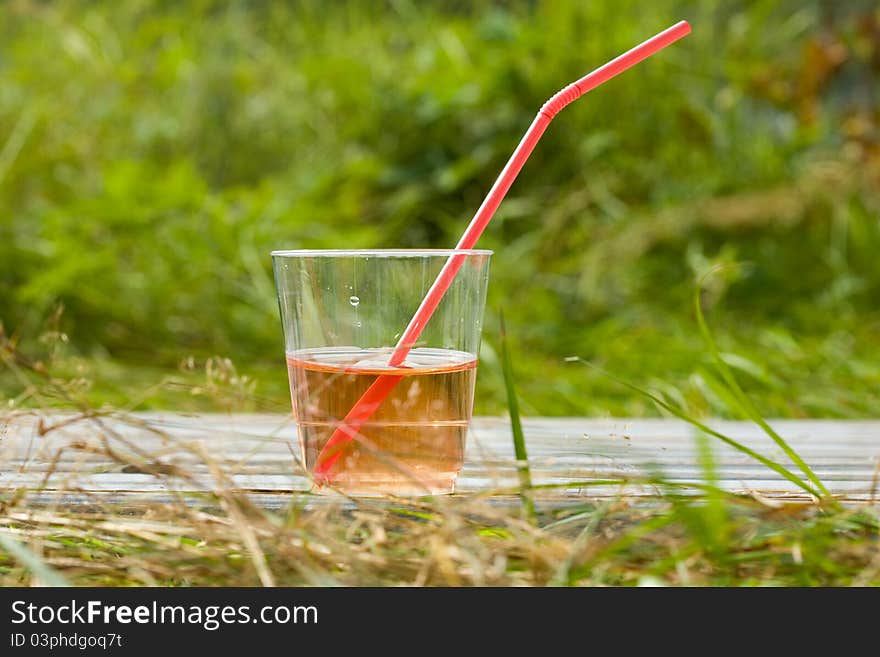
left=498, top=312, right=535, bottom=523
left=693, top=292, right=830, bottom=498
left=571, top=358, right=822, bottom=499
left=690, top=431, right=728, bottom=555
left=0, top=531, right=70, bottom=587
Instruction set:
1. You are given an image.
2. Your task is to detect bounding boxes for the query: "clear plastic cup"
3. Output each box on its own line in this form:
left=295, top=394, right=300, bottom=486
left=272, top=249, right=491, bottom=495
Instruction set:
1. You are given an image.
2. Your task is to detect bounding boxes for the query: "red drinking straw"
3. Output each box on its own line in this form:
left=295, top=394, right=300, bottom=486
left=314, top=20, right=692, bottom=483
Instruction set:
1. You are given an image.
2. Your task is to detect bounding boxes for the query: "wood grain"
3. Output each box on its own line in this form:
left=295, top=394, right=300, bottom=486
left=1, top=413, right=878, bottom=507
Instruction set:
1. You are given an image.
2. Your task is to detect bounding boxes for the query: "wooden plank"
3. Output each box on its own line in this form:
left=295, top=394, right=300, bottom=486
left=1, top=413, right=878, bottom=505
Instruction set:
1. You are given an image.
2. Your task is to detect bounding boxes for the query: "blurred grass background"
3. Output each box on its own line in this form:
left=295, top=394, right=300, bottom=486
left=1, top=0, right=878, bottom=417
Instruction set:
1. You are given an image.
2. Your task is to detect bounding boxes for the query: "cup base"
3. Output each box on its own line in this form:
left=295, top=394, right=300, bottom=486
left=311, top=475, right=457, bottom=497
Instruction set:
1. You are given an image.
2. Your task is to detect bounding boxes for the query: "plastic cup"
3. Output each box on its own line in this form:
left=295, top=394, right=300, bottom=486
left=272, top=249, right=492, bottom=496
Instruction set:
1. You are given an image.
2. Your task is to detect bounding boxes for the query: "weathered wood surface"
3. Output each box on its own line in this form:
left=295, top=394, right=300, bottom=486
left=1, top=413, right=878, bottom=506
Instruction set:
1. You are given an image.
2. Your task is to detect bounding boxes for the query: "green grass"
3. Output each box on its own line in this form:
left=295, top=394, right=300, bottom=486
left=1, top=0, right=879, bottom=417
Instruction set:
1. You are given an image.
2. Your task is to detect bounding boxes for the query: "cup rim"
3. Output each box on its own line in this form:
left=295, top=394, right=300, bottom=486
left=270, top=248, right=493, bottom=257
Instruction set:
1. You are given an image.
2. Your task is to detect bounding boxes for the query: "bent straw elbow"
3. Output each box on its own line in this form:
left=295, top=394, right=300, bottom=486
left=540, top=82, right=585, bottom=120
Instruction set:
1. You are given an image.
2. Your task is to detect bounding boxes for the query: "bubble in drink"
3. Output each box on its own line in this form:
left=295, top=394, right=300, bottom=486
left=349, top=296, right=360, bottom=307
left=286, top=347, right=477, bottom=495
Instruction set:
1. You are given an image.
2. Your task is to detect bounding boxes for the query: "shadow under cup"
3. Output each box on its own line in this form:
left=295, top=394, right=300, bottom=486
left=272, top=249, right=492, bottom=496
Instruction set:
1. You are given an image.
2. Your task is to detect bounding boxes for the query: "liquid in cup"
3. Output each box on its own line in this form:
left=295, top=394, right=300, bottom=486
left=287, top=347, right=477, bottom=495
